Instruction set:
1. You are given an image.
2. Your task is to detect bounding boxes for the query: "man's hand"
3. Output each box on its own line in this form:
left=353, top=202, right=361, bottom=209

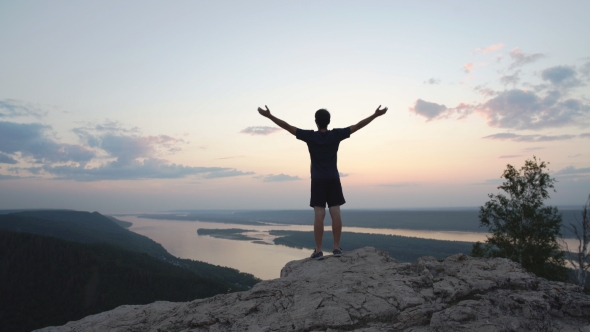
left=375, top=105, right=388, bottom=116
left=350, top=105, right=388, bottom=134
left=257, top=105, right=297, bottom=135
left=258, top=105, right=271, bottom=118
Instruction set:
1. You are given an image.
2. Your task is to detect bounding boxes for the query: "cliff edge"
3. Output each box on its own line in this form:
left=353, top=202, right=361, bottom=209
left=38, top=247, right=590, bottom=331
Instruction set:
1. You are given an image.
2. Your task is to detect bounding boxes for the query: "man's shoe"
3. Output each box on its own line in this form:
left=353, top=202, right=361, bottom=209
left=311, top=249, right=324, bottom=260
left=333, top=248, right=343, bottom=257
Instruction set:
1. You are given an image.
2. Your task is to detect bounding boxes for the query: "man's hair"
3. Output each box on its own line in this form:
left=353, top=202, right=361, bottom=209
left=315, top=109, right=330, bottom=129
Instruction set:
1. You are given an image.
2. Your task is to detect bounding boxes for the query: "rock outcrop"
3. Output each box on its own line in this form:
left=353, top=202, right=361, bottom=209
left=38, top=247, right=590, bottom=331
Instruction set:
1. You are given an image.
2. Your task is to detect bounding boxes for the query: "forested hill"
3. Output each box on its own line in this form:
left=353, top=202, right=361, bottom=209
left=105, top=215, right=133, bottom=228
left=0, top=210, right=170, bottom=257
left=0, top=210, right=260, bottom=287
left=0, top=230, right=237, bottom=332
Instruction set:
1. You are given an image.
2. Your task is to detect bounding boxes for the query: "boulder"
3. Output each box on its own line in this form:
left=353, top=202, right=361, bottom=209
left=37, top=247, right=590, bottom=331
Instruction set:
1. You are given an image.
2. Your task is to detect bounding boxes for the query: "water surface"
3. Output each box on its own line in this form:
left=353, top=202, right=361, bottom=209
left=121, top=215, right=580, bottom=279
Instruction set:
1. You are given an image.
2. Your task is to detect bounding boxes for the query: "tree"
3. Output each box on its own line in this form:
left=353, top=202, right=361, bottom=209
left=471, top=157, right=567, bottom=281
left=562, top=194, right=590, bottom=291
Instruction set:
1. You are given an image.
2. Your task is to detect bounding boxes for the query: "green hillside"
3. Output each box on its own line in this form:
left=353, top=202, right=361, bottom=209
left=0, top=230, right=237, bottom=332
left=0, top=210, right=259, bottom=288
left=0, top=211, right=170, bottom=257
left=105, top=215, right=133, bottom=228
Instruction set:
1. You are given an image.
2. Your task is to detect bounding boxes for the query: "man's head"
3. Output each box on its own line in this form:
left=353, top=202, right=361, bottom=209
left=315, top=109, right=330, bottom=130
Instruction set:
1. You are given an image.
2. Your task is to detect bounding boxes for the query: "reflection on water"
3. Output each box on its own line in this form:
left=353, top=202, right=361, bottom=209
left=119, top=215, right=580, bottom=280
left=122, top=216, right=309, bottom=280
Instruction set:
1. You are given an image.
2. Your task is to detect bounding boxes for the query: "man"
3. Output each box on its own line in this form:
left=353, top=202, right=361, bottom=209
left=257, top=105, right=388, bottom=259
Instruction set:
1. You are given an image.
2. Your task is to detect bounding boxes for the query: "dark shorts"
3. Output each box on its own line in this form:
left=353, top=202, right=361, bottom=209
left=310, top=178, right=346, bottom=208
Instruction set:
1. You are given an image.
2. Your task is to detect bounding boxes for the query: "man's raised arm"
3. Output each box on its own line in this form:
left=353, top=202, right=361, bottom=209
left=349, top=105, right=388, bottom=134
left=257, top=105, right=297, bottom=136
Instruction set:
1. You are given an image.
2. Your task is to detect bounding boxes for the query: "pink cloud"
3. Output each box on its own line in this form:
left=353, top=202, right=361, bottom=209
left=482, top=43, right=504, bottom=54
left=408, top=99, right=448, bottom=120
left=508, top=48, right=544, bottom=69
left=463, top=63, right=474, bottom=73
left=411, top=88, right=590, bottom=130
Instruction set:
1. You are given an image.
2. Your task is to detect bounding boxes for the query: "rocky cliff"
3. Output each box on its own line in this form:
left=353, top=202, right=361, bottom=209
left=38, top=247, right=590, bottom=331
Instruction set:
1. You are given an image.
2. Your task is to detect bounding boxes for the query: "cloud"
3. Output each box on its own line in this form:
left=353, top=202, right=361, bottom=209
left=39, top=159, right=254, bottom=182
left=474, top=85, right=497, bottom=97
left=0, top=119, right=252, bottom=181
left=0, top=99, right=47, bottom=118
left=480, top=89, right=590, bottom=129
left=580, top=60, right=590, bottom=79
left=541, top=66, right=582, bottom=88
left=72, top=121, right=188, bottom=163
left=424, top=78, right=441, bottom=85
left=99, top=134, right=184, bottom=162
left=472, top=178, right=504, bottom=186
left=0, top=174, right=22, bottom=180
left=483, top=43, right=504, bottom=54
left=554, top=166, right=590, bottom=176
left=74, top=120, right=140, bottom=135
left=452, top=89, right=590, bottom=130
left=411, top=49, right=590, bottom=133
left=240, top=126, right=281, bottom=136
left=463, top=63, right=474, bottom=73
left=523, top=147, right=545, bottom=151
left=9, top=166, right=43, bottom=175
left=380, top=182, right=417, bottom=187
left=552, top=174, right=590, bottom=181
left=42, top=158, right=235, bottom=181
left=0, top=121, right=95, bottom=164
left=482, top=133, right=577, bottom=142
left=568, top=154, right=582, bottom=158
left=508, top=48, right=544, bottom=69
left=408, top=99, right=448, bottom=120
left=500, top=70, right=521, bottom=86
left=413, top=88, right=590, bottom=129
left=581, top=133, right=590, bottom=138
left=94, top=120, right=140, bottom=134
left=262, top=173, right=301, bottom=182
left=475, top=43, right=504, bottom=54
left=499, top=155, right=522, bottom=159
left=0, top=153, right=18, bottom=164
left=216, top=156, right=245, bottom=160
left=339, top=172, right=348, bottom=177
left=201, top=169, right=255, bottom=179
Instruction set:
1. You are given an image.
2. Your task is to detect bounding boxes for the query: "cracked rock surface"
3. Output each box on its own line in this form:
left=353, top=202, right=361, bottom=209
left=37, top=247, right=590, bottom=332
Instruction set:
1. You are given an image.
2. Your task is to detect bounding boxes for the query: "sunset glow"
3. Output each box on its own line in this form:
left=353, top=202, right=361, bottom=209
left=1, top=1, right=589, bottom=212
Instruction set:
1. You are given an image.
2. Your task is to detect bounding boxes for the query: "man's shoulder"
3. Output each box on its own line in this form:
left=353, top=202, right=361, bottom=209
left=332, top=127, right=350, bottom=132
left=296, top=128, right=315, bottom=140
left=331, top=127, right=351, bottom=139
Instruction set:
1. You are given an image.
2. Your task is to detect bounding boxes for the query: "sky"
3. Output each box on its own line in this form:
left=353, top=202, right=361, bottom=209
left=1, top=0, right=589, bottom=212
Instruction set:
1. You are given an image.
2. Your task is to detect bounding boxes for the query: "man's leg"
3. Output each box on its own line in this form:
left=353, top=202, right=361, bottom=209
left=313, top=206, right=326, bottom=253
left=329, top=205, right=342, bottom=250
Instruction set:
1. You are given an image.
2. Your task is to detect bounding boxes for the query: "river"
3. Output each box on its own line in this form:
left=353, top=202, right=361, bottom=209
left=119, top=215, right=580, bottom=280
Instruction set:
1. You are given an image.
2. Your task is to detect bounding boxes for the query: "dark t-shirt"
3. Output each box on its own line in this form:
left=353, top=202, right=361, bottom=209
left=296, top=127, right=351, bottom=179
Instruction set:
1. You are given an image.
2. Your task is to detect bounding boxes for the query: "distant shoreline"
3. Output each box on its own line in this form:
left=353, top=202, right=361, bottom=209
left=132, top=208, right=584, bottom=238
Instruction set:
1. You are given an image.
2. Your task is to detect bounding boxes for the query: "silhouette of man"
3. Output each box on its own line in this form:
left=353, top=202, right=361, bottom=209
left=258, top=105, right=388, bottom=259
